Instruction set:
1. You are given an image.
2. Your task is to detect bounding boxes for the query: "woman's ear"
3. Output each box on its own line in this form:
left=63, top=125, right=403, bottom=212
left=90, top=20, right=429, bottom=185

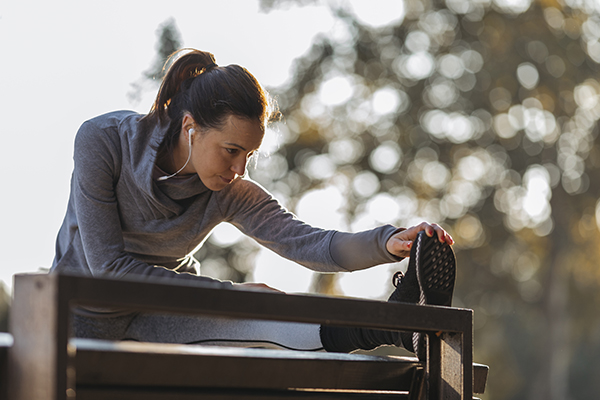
left=181, top=113, right=197, bottom=136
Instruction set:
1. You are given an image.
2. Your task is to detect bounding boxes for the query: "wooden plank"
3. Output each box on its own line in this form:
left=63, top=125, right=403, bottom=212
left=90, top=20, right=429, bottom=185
left=75, top=387, right=410, bottom=400
left=73, top=339, right=419, bottom=391
left=73, top=339, right=488, bottom=394
left=62, top=274, right=474, bottom=333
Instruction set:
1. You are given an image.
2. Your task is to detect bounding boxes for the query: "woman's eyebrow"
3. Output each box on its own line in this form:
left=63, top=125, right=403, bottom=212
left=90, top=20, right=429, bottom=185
left=224, top=142, right=247, bottom=151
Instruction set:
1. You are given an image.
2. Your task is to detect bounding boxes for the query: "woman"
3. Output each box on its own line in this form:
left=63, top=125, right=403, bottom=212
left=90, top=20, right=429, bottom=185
left=51, top=49, right=456, bottom=356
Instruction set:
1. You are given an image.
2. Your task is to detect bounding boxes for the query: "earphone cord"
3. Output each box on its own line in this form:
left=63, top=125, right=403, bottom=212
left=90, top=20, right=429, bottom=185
left=158, top=133, right=193, bottom=181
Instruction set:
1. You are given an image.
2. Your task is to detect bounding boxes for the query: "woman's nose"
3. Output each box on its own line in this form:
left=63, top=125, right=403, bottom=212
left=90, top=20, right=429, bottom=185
left=231, top=159, right=246, bottom=177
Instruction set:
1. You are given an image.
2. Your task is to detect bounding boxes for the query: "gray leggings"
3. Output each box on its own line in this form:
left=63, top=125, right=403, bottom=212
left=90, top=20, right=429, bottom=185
left=72, top=312, right=324, bottom=351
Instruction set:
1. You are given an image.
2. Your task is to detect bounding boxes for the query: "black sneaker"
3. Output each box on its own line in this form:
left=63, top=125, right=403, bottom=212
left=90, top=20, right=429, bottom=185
left=388, top=230, right=456, bottom=358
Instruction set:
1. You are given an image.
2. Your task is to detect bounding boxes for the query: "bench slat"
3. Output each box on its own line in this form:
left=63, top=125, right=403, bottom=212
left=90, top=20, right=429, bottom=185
left=76, top=387, right=410, bottom=400
left=74, top=339, right=418, bottom=392
left=73, top=339, right=487, bottom=394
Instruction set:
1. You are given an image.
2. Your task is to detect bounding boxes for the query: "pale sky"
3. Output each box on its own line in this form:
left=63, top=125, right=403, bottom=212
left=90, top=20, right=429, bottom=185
left=0, top=0, right=404, bottom=296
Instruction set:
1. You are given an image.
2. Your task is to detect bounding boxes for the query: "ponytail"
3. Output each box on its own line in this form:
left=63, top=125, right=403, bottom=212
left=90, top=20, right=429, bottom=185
left=148, top=49, right=217, bottom=123
left=143, top=48, right=278, bottom=156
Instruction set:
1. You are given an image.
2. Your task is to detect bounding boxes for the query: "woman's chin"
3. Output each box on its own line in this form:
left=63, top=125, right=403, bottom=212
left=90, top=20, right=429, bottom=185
left=204, top=176, right=234, bottom=191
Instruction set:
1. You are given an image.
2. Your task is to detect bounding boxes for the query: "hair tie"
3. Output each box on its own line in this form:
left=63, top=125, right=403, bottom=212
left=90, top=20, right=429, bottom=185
left=189, top=63, right=217, bottom=79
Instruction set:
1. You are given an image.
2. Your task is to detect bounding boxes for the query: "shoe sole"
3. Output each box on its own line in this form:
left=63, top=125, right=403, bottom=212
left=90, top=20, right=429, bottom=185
left=411, top=231, right=456, bottom=358
left=414, top=230, right=456, bottom=307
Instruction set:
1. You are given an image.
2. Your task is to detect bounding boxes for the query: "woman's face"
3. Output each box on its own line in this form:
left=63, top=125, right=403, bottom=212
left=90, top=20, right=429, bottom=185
left=185, top=114, right=264, bottom=191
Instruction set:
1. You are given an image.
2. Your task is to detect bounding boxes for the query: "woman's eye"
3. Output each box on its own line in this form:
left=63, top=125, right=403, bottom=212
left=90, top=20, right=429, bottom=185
left=226, top=148, right=238, bottom=155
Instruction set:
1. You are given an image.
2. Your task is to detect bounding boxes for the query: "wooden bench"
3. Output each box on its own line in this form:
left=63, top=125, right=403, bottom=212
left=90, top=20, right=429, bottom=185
left=7, top=273, right=488, bottom=399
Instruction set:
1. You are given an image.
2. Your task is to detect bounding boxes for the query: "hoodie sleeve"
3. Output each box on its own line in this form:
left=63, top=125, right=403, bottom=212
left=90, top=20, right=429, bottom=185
left=68, top=119, right=232, bottom=288
left=218, top=178, right=402, bottom=273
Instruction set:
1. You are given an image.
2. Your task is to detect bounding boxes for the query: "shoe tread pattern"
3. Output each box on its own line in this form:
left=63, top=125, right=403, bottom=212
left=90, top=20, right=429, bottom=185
left=412, top=231, right=457, bottom=359
left=416, top=231, right=456, bottom=307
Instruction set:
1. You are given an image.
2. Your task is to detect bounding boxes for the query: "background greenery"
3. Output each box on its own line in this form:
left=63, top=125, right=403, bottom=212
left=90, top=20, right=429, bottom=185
left=264, top=1, right=597, bottom=399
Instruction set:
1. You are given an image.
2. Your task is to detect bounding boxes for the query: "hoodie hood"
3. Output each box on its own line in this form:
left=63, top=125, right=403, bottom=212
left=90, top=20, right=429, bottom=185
left=117, top=111, right=210, bottom=217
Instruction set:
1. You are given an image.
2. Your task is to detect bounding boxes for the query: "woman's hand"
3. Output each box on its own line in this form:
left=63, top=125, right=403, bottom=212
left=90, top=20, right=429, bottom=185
left=386, top=222, right=454, bottom=258
left=235, top=282, right=285, bottom=293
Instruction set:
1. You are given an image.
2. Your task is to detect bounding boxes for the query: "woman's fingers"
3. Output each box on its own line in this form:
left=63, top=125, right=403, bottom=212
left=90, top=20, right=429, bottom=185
left=385, top=234, right=412, bottom=258
left=386, top=222, right=454, bottom=258
left=428, top=223, right=455, bottom=245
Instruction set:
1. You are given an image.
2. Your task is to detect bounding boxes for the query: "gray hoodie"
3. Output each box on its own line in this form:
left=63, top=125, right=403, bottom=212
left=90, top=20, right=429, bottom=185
left=51, top=111, right=401, bottom=287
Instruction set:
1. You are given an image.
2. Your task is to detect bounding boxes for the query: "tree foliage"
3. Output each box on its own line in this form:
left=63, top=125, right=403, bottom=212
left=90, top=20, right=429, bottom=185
left=254, top=1, right=600, bottom=399
left=128, top=18, right=183, bottom=105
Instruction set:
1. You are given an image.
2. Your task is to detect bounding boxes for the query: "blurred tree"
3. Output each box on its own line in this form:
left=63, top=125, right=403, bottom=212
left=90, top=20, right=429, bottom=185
left=259, top=0, right=317, bottom=11
left=252, top=1, right=600, bottom=399
left=128, top=18, right=183, bottom=105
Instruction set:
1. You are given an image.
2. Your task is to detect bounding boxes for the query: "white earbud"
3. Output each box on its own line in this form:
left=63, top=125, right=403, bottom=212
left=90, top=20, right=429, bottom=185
left=157, top=128, right=195, bottom=181
left=188, top=129, right=195, bottom=148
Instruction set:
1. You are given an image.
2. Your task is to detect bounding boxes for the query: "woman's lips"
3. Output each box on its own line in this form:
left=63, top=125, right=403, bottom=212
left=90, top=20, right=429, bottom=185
left=220, top=176, right=234, bottom=184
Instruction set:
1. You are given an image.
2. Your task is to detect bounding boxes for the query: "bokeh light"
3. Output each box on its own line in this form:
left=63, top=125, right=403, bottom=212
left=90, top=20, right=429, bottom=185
left=369, top=141, right=402, bottom=173
left=516, top=62, right=539, bottom=90
left=319, top=75, right=355, bottom=106
left=347, top=0, right=406, bottom=28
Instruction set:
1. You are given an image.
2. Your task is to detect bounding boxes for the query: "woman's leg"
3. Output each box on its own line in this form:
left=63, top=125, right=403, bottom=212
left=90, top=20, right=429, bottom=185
left=71, top=309, right=323, bottom=351
left=72, top=312, right=139, bottom=340
left=122, top=313, right=324, bottom=351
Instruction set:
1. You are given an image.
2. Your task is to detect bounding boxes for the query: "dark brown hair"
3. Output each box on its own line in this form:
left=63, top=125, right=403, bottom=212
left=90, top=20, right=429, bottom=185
left=144, top=48, right=279, bottom=153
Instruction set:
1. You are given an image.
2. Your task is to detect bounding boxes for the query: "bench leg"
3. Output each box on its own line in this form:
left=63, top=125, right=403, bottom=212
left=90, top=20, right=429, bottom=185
left=426, top=331, right=473, bottom=400
left=408, top=365, right=425, bottom=400
left=8, top=275, right=71, bottom=400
